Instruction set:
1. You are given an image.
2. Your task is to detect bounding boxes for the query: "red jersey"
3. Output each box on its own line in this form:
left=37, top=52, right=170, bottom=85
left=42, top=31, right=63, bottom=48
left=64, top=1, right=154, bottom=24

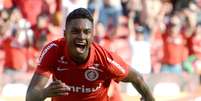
left=162, top=33, right=188, bottom=64
left=2, top=37, right=27, bottom=70
left=188, top=34, right=201, bottom=60
left=36, top=38, right=129, bottom=101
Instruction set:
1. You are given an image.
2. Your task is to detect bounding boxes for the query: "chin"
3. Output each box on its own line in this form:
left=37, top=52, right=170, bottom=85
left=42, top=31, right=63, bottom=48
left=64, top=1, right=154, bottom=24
left=74, top=55, right=86, bottom=64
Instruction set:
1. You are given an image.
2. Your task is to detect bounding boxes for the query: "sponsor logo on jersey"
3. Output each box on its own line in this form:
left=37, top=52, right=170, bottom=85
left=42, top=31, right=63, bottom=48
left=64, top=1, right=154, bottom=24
left=66, top=83, right=102, bottom=93
left=85, top=69, right=99, bottom=81
left=57, top=56, right=68, bottom=64
left=56, top=67, right=69, bottom=71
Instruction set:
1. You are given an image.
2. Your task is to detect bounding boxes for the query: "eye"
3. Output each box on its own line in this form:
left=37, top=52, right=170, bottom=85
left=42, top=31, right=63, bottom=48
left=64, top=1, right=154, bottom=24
left=84, top=29, right=92, bottom=34
left=71, top=29, right=79, bottom=34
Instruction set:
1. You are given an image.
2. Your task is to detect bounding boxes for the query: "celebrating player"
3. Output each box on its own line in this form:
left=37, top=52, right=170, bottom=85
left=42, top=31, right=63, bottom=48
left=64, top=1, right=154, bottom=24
left=26, top=8, right=155, bottom=101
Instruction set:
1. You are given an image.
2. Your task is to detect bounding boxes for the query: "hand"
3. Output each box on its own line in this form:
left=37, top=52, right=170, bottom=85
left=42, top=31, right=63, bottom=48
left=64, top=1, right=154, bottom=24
left=140, top=97, right=145, bottom=101
left=43, top=79, right=70, bottom=97
left=141, top=96, right=155, bottom=101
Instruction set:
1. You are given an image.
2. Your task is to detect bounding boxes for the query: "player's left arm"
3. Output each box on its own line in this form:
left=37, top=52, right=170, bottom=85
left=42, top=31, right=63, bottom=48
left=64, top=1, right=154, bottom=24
left=121, top=67, right=155, bottom=101
left=104, top=50, right=155, bottom=101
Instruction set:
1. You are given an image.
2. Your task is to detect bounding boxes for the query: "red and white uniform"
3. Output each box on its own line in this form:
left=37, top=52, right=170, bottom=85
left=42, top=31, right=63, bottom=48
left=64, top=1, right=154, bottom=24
left=36, top=38, right=129, bottom=101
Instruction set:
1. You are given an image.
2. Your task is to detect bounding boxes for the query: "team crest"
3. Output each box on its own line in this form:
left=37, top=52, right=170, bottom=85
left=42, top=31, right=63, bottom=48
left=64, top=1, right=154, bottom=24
left=84, top=69, right=99, bottom=81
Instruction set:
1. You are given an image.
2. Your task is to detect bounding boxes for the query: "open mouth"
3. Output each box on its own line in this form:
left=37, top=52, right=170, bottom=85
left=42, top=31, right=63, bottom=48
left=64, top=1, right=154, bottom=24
left=74, top=43, right=87, bottom=53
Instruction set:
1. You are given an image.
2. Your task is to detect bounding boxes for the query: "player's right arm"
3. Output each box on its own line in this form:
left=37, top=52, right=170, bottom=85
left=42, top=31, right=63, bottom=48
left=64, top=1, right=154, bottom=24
left=26, top=73, right=49, bottom=101
left=26, top=73, right=70, bottom=101
left=26, top=41, right=69, bottom=101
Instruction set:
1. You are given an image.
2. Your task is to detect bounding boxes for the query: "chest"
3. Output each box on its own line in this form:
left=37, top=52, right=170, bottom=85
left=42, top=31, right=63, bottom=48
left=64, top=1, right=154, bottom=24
left=52, top=56, right=108, bottom=85
left=164, top=35, right=185, bottom=45
left=49, top=51, right=113, bottom=94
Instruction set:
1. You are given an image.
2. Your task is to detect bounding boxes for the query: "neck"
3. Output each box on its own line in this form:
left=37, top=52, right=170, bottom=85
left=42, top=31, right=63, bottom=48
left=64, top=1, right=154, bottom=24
left=70, top=48, right=90, bottom=64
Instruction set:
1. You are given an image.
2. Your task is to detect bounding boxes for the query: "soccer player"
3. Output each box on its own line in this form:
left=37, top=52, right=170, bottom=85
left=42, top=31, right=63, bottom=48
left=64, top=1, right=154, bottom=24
left=26, top=8, right=155, bottom=101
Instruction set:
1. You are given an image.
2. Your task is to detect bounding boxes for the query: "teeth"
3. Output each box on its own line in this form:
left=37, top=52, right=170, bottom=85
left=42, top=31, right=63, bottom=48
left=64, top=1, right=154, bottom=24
left=75, top=41, right=86, bottom=46
left=76, top=43, right=85, bottom=45
left=75, top=43, right=85, bottom=48
left=75, top=40, right=86, bottom=45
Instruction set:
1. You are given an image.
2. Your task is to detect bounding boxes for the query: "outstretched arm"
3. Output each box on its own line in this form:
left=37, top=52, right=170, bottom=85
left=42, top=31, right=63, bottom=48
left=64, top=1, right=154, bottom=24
left=122, top=67, right=155, bottom=101
left=26, top=73, right=69, bottom=101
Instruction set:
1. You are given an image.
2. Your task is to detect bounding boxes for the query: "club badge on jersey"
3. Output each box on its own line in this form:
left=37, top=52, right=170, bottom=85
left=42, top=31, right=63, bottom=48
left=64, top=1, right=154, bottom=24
left=84, top=69, right=99, bottom=81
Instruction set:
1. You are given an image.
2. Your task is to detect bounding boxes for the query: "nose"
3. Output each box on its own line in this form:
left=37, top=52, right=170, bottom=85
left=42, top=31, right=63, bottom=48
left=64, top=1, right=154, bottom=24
left=78, top=31, right=86, bottom=39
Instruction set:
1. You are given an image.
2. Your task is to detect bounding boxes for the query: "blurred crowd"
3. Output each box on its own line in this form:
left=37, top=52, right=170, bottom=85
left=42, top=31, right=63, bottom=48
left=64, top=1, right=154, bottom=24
left=0, top=0, right=62, bottom=92
left=86, top=0, right=201, bottom=78
left=0, top=0, right=201, bottom=96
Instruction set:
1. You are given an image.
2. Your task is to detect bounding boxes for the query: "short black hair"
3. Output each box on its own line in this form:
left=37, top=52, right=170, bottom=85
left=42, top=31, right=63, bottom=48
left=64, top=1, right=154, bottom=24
left=65, top=8, right=94, bottom=27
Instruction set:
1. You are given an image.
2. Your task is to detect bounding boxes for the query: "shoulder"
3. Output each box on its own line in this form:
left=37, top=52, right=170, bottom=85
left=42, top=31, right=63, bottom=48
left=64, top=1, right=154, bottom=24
left=43, top=38, right=65, bottom=49
left=92, top=42, right=111, bottom=55
left=40, top=38, right=65, bottom=57
left=38, top=38, right=65, bottom=64
left=92, top=42, right=118, bottom=60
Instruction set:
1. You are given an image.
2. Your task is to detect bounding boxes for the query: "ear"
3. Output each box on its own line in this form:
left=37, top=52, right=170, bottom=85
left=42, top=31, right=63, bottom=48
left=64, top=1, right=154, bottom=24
left=63, top=30, right=67, bottom=37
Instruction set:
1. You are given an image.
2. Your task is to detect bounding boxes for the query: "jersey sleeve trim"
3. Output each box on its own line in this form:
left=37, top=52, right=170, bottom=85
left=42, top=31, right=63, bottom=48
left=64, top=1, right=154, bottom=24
left=107, top=57, right=126, bottom=74
left=35, top=68, right=51, bottom=77
left=38, top=43, right=58, bottom=65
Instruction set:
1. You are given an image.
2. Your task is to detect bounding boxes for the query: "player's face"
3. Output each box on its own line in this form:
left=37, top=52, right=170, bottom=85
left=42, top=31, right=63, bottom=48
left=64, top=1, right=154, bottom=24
left=64, top=18, right=94, bottom=63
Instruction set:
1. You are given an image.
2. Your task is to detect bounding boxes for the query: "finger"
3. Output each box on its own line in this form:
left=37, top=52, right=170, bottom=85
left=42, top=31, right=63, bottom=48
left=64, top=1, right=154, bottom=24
left=51, top=83, right=70, bottom=90
left=51, top=87, right=70, bottom=96
left=53, top=76, right=64, bottom=83
left=53, top=76, right=58, bottom=81
left=52, top=80, right=63, bottom=84
left=48, top=91, right=69, bottom=97
left=140, top=97, right=145, bottom=101
left=44, top=86, right=69, bottom=97
left=54, top=92, right=69, bottom=96
left=52, top=76, right=63, bottom=82
left=50, top=80, right=64, bottom=87
left=53, top=87, right=70, bottom=93
left=51, top=84, right=70, bottom=91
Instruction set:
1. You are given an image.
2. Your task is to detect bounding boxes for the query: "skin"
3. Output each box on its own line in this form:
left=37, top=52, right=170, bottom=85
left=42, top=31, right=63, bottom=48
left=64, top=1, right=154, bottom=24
left=64, top=18, right=94, bottom=64
left=26, top=18, right=155, bottom=101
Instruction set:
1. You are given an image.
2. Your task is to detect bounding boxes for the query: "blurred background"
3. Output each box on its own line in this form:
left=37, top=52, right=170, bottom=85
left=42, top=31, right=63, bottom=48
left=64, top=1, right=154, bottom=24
left=0, top=0, right=201, bottom=101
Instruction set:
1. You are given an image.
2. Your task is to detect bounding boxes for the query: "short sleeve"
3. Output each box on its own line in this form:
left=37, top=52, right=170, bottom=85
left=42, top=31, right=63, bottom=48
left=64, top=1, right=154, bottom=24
left=105, top=51, right=129, bottom=82
left=35, top=42, right=58, bottom=77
